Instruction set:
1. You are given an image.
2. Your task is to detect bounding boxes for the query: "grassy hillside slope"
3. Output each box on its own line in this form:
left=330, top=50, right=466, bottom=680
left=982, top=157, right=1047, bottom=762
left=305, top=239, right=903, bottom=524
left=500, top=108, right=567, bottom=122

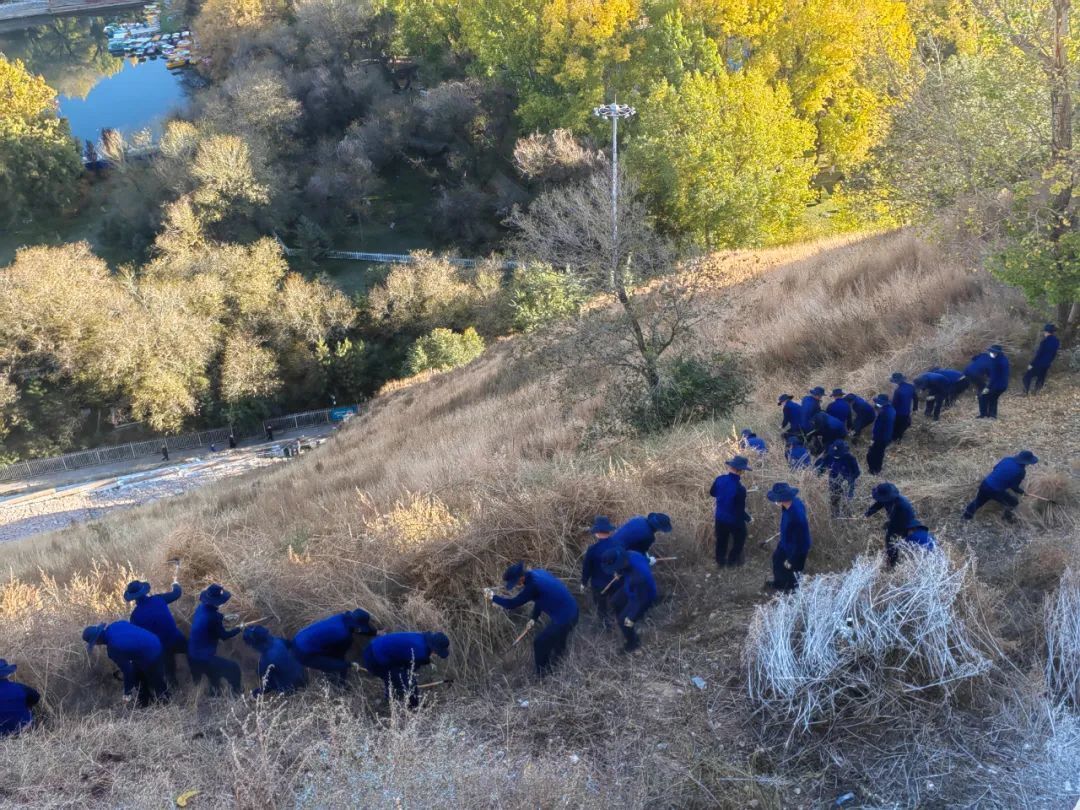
left=0, top=231, right=1077, bottom=808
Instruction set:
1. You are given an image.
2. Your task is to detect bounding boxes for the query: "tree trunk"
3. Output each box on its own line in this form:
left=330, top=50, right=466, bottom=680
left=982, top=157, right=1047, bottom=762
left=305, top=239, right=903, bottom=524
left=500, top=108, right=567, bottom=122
left=1051, top=0, right=1072, bottom=162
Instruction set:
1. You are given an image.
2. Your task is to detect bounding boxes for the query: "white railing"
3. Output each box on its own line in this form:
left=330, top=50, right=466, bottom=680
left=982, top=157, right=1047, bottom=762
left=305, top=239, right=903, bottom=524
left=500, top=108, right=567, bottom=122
left=0, top=406, right=355, bottom=484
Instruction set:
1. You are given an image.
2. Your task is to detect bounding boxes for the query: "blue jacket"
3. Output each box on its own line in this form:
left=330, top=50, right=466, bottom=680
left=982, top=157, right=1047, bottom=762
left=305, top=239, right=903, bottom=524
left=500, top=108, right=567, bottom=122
left=1031, top=335, right=1060, bottom=369
left=987, top=353, right=1010, bottom=392
left=826, top=398, right=851, bottom=425
left=615, top=551, right=658, bottom=621
left=787, top=444, right=812, bottom=469
left=811, top=412, right=847, bottom=445
left=866, top=496, right=916, bottom=539
left=710, top=472, right=749, bottom=525
left=610, top=516, right=659, bottom=555
left=778, top=498, right=811, bottom=559
left=781, top=400, right=802, bottom=430
left=891, top=382, right=917, bottom=416
left=493, top=569, right=579, bottom=625
left=102, top=621, right=164, bottom=694
left=849, top=396, right=875, bottom=425
left=0, top=679, right=39, bottom=736
left=964, top=353, right=992, bottom=385
left=872, top=404, right=896, bottom=444
left=188, top=604, right=240, bottom=662
left=130, top=584, right=185, bottom=649
left=984, top=457, right=1027, bottom=494
left=293, top=613, right=370, bottom=657
left=799, top=395, right=821, bottom=432
left=362, top=632, right=434, bottom=675
left=815, top=452, right=860, bottom=486
left=913, top=372, right=949, bottom=399
left=906, top=528, right=937, bottom=551
left=743, top=435, right=767, bottom=455
left=249, top=635, right=307, bottom=694
left=581, top=534, right=622, bottom=589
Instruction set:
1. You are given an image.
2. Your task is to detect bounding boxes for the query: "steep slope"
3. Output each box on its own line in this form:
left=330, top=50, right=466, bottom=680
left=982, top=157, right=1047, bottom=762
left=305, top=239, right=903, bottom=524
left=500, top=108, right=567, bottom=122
left=0, top=231, right=1076, bottom=807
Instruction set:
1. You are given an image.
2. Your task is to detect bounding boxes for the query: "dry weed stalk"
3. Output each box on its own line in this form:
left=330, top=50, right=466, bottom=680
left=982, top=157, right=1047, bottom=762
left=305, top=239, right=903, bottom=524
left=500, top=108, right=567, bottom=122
left=744, top=550, right=997, bottom=738
left=1045, top=567, right=1080, bottom=708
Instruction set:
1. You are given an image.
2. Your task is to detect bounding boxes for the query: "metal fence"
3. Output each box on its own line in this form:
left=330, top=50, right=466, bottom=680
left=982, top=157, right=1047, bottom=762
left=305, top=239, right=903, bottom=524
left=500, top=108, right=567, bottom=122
left=276, top=240, right=520, bottom=270
left=0, top=406, right=352, bottom=484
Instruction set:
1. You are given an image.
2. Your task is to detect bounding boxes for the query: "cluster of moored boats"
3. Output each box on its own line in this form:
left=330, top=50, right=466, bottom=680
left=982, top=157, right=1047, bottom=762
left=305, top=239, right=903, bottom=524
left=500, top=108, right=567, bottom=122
left=105, top=4, right=196, bottom=70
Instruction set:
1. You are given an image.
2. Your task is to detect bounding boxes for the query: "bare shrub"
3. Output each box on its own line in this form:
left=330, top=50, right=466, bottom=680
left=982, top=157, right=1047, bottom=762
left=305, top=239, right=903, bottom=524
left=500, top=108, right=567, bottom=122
left=1045, top=567, right=1080, bottom=708
left=744, top=550, right=998, bottom=736
left=513, top=129, right=605, bottom=185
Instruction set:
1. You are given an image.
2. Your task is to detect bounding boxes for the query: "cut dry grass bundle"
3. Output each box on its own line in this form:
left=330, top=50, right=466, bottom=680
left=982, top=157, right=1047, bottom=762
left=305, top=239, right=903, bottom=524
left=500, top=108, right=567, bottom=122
left=744, top=550, right=998, bottom=738
left=1045, top=567, right=1080, bottom=709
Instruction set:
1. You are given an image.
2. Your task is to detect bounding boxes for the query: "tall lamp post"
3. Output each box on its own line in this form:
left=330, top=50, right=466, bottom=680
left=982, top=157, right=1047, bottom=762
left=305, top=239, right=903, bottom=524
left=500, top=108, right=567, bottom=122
left=593, top=100, right=636, bottom=286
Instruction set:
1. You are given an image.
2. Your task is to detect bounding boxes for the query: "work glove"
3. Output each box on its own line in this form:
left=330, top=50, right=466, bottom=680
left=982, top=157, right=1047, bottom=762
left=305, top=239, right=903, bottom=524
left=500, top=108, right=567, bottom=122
left=122, top=694, right=132, bottom=704
left=926, top=395, right=935, bottom=401
left=351, top=661, right=363, bottom=672
left=647, top=555, right=657, bottom=566
left=524, top=619, right=536, bottom=632
left=623, top=617, right=634, bottom=628
left=483, top=587, right=495, bottom=602
left=981, top=388, right=990, bottom=395
left=1027, top=364, right=1033, bottom=371
left=783, top=560, right=792, bottom=570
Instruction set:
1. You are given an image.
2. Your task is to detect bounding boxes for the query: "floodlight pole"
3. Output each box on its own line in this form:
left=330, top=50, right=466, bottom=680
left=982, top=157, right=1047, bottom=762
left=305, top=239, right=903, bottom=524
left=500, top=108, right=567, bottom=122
left=593, top=100, right=636, bottom=288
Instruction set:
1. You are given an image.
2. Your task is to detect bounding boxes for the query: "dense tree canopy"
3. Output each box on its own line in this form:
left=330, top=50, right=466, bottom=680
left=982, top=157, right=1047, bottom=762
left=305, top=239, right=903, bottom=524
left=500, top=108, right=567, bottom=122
left=0, top=55, right=81, bottom=226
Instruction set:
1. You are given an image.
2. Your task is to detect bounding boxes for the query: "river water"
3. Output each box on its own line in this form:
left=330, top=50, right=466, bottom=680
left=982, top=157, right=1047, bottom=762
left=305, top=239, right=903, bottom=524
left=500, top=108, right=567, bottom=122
left=0, top=5, right=188, bottom=146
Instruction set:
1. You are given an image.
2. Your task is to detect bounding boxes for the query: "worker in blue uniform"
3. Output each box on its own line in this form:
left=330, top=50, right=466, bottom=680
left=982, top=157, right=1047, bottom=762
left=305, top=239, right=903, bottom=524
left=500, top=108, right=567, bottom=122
left=826, top=388, right=851, bottom=426
left=188, top=584, right=243, bottom=696
left=864, top=482, right=917, bottom=567
left=814, top=439, right=860, bottom=517
left=361, top=631, right=450, bottom=708
left=489, top=563, right=579, bottom=677
left=963, top=451, right=1039, bottom=523
left=978, top=345, right=1010, bottom=419
left=809, top=411, right=847, bottom=455
left=1024, top=324, right=1060, bottom=394
left=125, top=578, right=187, bottom=685
left=866, top=394, right=895, bottom=475
left=844, top=393, right=876, bottom=442
left=778, top=394, right=803, bottom=438
left=0, top=660, right=40, bottom=736
left=764, top=483, right=811, bottom=592
left=608, top=513, right=672, bottom=557
left=913, top=372, right=950, bottom=421
left=84, top=621, right=168, bottom=706
left=786, top=435, right=812, bottom=470
left=242, top=625, right=308, bottom=696
left=741, top=429, right=767, bottom=455
left=799, top=387, right=825, bottom=436
left=292, top=609, right=379, bottom=683
left=581, top=516, right=620, bottom=623
left=928, top=367, right=968, bottom=407
left=889, top=373, right=918, bottom=440
left=710, top=455, right=752, bottom=567
left=599, top=548, right=658, bottom=652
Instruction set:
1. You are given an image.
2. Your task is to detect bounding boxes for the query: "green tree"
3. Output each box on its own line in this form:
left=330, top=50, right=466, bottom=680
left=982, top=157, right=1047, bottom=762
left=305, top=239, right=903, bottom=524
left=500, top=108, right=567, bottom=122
left=509, top=263, right=586, bottom=331
left=407, top=327, right=486, bottom=373
left=631, top=70, right=816, bottom=247
left=0, top=55, right=81, bottom=225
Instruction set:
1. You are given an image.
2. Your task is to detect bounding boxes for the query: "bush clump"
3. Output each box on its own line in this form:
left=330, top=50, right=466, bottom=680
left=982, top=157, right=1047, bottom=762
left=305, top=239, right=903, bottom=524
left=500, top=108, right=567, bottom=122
left=406, top=327, right=485, bottom=374
left=508, top=263, right=586, bottom=333
left=627, top=352, right=749, bottom=434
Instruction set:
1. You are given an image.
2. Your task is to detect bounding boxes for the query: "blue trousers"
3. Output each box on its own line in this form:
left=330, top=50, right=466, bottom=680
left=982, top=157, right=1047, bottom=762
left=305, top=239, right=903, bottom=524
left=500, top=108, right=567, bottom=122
left=190, top=655, right=241, bottom=696
left=1023, top=367, right=1049, bottom=393
left=851, top=414, right=875, bottom=440
left=978, top=389, right=1004, bottom=418
left=867, top=440, right=889, bottom=475
left=715, top=520, right=747, bottom=566
left=589, top=585, right=611, bottom=625
left=964, top=483, right=1018, bottom=519
left=771, top=549, right=806, bottom=592
left=534, top=619, right=576, bottom=677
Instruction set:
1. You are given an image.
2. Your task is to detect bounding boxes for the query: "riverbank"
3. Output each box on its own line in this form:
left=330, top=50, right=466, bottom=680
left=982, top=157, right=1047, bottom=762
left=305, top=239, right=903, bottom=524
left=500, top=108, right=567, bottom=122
left=0, top=0, right=142, bottom=29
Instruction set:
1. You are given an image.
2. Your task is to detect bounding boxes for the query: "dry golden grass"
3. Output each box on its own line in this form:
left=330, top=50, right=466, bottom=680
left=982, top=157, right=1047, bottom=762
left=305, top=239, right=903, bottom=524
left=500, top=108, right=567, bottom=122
left=0, top=230, right=1076, bottom=807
